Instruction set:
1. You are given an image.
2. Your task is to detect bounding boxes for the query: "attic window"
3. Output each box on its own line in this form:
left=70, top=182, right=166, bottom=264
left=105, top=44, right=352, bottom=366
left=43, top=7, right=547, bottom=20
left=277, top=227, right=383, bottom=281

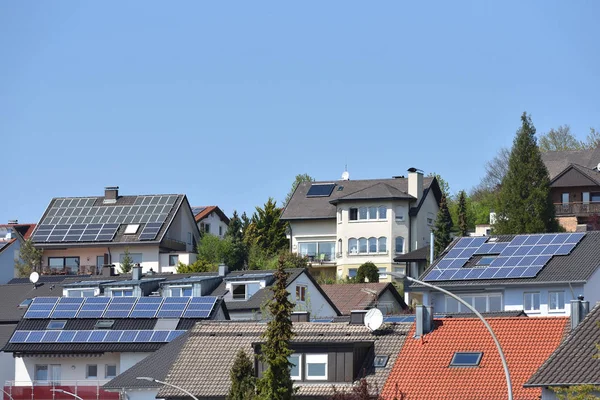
left=374, top=355, right=389, bottom=368
left=477, top=257, right=496, bottom=266
left=125, top=224, right=140, bottom=235
left=450, top=352, right=483, bottom=367
left=47, top=320, right=67, bottom=330
left=95, top=320, right=115, bottom=329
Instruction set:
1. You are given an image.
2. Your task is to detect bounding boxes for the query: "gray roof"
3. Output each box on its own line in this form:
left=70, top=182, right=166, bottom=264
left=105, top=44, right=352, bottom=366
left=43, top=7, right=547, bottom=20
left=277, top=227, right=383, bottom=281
left=157, top=321, right=411, bottom=399
left=0, top=324, right=16, bottom=348
left=541, top=147, right=600, bottom=179
left=281, top=177, right=437, bottom=220
left=0, top=282, right=62, bottom=322
left=393, top=245, right=430, bottom=262
left=412, top=232, right=600, bottom=289
left=526, top=302, right=600, bottom=387
left=551, top=163, right=600, bottom=186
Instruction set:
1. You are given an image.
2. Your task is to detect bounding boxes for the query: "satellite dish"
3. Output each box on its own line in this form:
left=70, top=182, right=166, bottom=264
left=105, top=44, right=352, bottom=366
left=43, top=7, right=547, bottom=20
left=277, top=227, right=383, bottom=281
left=29, top=271, right=40, bottom=284
left=364, top=308, right=383, bottom=331
left=341, top=171, right=350, bottom=181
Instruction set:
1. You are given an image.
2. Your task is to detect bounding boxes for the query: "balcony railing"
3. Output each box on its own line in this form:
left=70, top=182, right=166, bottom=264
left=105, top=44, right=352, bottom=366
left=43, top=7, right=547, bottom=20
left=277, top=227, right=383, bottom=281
left=347, top=250, right=390, bottom=257
left=3, top=380, right=118, bottom=400
left=304, top=253, right=336, bottom=265
left=41, top=265, right=100, bottom=276
left=554, top=202, right=600, bottom=216
left=162, top=237, right=187, bottom=251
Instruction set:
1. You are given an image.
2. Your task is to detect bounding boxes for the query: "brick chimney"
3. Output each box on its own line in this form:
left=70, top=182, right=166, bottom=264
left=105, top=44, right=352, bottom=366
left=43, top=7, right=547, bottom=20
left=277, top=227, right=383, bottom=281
left=408, top=168, right=423, bottom=200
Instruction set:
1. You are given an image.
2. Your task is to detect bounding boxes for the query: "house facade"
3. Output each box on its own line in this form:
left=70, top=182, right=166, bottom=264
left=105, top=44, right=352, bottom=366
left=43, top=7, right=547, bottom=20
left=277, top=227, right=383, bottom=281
left=281, top=169, right=441, bottom=281
left=0, top=222, right=35, bottom=283
left=192, top=206, right=230, bottom=237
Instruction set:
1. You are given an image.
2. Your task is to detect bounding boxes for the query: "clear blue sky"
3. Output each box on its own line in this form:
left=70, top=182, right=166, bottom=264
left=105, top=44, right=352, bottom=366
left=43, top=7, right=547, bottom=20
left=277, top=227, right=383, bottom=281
left=2, top=1, right=600, bottom=224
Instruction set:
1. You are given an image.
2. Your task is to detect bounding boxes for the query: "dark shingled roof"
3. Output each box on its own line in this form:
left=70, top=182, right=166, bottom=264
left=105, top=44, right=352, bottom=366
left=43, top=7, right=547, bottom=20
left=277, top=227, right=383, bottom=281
left=541, top=147, right=600, bottom=180
left=412, top=231, right=600, bottom=289
left=157, top=321, right=411, bottom=399
left=525, top=302, right=600, bottom=387
left=320, top=283, right=407, bottom=315
left=0, top=324, right=16, bottom=348
left=394, top=245, right=430, bottom=262
left=281, top=177, right=437, bottom=220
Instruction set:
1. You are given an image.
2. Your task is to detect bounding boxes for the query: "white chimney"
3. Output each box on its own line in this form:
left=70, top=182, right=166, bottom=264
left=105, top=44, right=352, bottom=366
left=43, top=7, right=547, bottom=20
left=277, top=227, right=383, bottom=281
left=408, top=168, right=424, bottom=200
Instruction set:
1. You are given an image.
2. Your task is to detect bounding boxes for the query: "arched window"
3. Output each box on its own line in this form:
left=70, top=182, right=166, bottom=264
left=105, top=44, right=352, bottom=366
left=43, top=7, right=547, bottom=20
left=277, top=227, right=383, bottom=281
left=368, top=237, right=377, bottom=253
left=358, top=238, right=368, bottom=253
left=395, top=237, right=405, bottom=254
left=368, top=206, right=378, bottom=220
left=359, top=207, right=368, bottom=220
left=378, top=206, right=387, bottom=219
left=348, top=238, right=358, bottom=254
left=378, top=237, right=387, bottom=253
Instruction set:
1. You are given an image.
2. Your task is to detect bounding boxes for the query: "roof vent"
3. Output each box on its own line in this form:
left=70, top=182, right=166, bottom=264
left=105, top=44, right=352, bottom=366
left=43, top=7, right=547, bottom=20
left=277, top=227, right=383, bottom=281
left=104, top=186, right=119, bottom=204
left=7, top=219, right=18, bottom=225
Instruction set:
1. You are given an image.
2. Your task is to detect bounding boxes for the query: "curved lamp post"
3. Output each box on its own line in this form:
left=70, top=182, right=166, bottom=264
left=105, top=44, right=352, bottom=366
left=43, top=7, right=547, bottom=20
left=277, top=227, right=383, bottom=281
left=1, top=388, right=14, bottom=400
left=50, top=388, right=83, bottom=400
left=384, top=271, right=513, bottom=400
left=136, top=377, right=199, bottom=400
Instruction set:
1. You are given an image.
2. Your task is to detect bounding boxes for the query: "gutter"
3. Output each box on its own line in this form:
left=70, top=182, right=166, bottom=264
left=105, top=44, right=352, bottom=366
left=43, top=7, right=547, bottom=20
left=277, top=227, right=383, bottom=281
left=523, top=382, right=600, bottom=388
left=409, top=280, right=588, bottom=290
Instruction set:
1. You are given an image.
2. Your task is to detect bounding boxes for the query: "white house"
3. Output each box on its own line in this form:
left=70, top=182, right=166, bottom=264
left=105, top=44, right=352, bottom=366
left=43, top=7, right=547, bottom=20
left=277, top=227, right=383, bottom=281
left=281, top=168, right=442, bottom=281
left=0, top=222, right=36, bottom=283
left=192, top=206, right=230, bottom=238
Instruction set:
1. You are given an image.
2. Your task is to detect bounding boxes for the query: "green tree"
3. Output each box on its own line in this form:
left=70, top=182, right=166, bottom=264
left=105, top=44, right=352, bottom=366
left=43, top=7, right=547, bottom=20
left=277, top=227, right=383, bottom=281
left=495, top=112, right=559, bottom=234
left=176, top=259, right=216, bottom=273
left=14, top=239, right=43, bottom=277
left=223, top=211, right=249, bottom=270
left=246, top=198, right=289, bottom=256
left=356, top=262, right=379, bottom=283
left=538, top=125, right=584, bottom=152
left=433, top=194, right=453, bottom=258
left=120, top=247, right=134, bottom=273
left=428, top=172, right=450, bottom=197
left=283, top=173, right=315, bottom=208
left=227, top=349, right=256, bottom=400
left=197, top=233, right=227, bottom=265
left=474, top=147, right=511, bottom=192
left=457, top=191, right=469, bottom=237
left=586, top=127, right=600, bottom=149
left=256, top=255, right=295, bottom=400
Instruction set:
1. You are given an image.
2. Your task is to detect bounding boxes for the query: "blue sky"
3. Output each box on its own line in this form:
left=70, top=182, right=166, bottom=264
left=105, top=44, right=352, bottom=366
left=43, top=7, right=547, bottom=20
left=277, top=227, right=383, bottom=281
left=2, top=1, right=600, bottom=224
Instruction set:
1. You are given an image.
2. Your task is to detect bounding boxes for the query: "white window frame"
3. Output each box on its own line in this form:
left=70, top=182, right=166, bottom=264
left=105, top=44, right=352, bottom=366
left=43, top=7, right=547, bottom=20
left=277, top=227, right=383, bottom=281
left=232, top=283, right=247, bottom=300
left=110, top=288, right=134, bottom=297
left=378, top=267, right=388, bottom=279
left=348, top=268, right=358, bottom=278
left=305, top=354, right=328, bottom=380
left=296, top=285, right=307, bottom=303
left=66, top=288, right=96, bottom=297
left=337, top=209, right=342, bottom=224
left=395, top=206, right=405, bottom=221
left=395, top=237, right=405, bottom=254
left=378, top=206, right=387, bottom=220
left=447, top=293, right=503, bottom=313
left=289, top=354, right=302, bottom=380
left=549, top=291, right=565, bottom=312
left=358, top=207, right=368, bottom=220
left=171, top=285, right=193, bottom=297
left=524, top=292, right=541, bottom=312
left=169, top=254, right=179, bottom=266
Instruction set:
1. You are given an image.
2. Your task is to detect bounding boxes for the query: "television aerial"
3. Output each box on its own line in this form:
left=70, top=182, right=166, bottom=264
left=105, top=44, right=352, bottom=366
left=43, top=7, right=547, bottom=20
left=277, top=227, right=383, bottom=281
left=364, top=308, right=383, bottom=331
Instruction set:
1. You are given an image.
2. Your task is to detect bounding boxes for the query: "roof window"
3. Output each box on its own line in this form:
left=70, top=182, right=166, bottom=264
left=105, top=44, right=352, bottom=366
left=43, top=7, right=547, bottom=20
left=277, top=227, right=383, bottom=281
left=125, top=224, right=140, bottom=234
left=47, top=320, right=67, bottom=330
left=18, top=298, right=33, bottom=308
left=450, top=352, right=483, bottom=367
left=95, top=320, right=115, bottom=329
left=373, top=355, right=389, bottom=368
left=477, top=257, right=496, bottom=266
left=306, top=184, right=336, bottom=198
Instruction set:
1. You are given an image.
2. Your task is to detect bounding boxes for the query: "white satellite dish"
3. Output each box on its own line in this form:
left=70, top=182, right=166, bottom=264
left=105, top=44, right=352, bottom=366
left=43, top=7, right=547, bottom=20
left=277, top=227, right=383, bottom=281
left=29, top=271, right=40, bottom=284
left=341, top=171, right=350, bottom=181
left=364, top=308, right=383, bottom=331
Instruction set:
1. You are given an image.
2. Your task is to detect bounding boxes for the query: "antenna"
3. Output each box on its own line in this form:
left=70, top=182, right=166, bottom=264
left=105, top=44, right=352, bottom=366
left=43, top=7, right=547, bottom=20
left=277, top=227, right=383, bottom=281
left=364, top=308, right=383, bottom=331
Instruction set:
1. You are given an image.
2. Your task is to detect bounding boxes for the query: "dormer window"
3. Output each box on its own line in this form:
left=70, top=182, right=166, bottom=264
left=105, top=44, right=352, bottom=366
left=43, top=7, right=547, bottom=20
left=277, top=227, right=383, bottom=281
left=232, top=284, right=246, bottom=300
left=229, top=282, right=261, bottom=301
left=171, top=286, right=192, bottom=297
left=67, top=289, right=96, bottom=297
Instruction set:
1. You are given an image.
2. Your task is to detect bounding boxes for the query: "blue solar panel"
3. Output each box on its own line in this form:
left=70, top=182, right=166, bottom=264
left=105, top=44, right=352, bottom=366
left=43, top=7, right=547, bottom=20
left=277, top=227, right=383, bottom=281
left=129, top=297, right=163, bottom=318
left=73, top=331, right=91, bottom=342
left=42, top=331, right=61, bottom=342
left=51, top=297, right=84, bottom=319
left=10, top=331, right=29, bottom=343
left=182, top=296, right=217, bottom=318
left=9, top=330, right=183, bottom=344
left=383, top=315, right=416, bottom=323
left=120, top=331, right=138, bottom=342
left=167, top=330, right=185, bottom=341
left=26, top=331, right=45, bottom=343
left=150, top=330, right=170, bottom=342
left=103, top=297, right=137, bottom=318
left=88, top=331, right=108, bottom=342
left=57, top=331, right=76, bottom=343
left=77, top=297, right=111, bottom=318
left=104, top=330, right=124, bottom=342
left=24, top=297, right=60, bottom=319
left=134, top=330, right=153, bottom=342
left=156, top=297, right=190, bottom=318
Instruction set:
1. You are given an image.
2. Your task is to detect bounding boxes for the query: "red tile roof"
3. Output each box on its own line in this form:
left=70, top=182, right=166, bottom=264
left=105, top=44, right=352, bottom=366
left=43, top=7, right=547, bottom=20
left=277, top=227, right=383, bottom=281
left=381, top=317, right=569, bottom=400
left=320, top=283, right=405, bottom=315
left=0, top=223, right=36, bottom=239
left=193, top=206, right=230, bottom=224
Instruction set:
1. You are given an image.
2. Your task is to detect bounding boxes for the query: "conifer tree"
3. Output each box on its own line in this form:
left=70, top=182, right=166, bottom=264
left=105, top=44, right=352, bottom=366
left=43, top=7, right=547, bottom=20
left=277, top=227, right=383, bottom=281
left=457, top=191, right=469, bottom=237
left=433, top=194, right=453, bottom=258
left=495, top=112, right=558, bottom=234
left=224, top=211, right=249, bottom=270
left=256, top=255, right=295, bottom=400
left=120, top=247, right=134, bottom=273
left=14, top=239, right=43, bottom=277
left=227, top=349, right=256, bottom=400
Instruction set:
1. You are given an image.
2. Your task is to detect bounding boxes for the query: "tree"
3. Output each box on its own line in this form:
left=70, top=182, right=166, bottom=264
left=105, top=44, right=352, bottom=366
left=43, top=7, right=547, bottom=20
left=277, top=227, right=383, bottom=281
left=227, top=349, right=256, bottom=400
left=14, top=239, right=43, bottom=277
left=538, top=125, right=584, bottom=152
left=475, top=147, right=511, bottom=192
left=120, top=247, right=134, bottom=273
left=356, top=262, right=379, bottom=283
left=586, top=127, right=600, bottom=149
left=428, top=173, right=450, bottom=197
left=176, top=259, right=216, bottom=273
left=433, top=194, right=453, bottom=258
left=330, top=377, right=383, bottom=400
left=457, top=191, right=469, bottom=237
left=283, top=174, right=314, bottom=208
left=197, top=234, right=227, bottom=266
left=256, top=255, right=295, bottom=400
left=224, top=211, right=249, bottom=270
left=246, top=198, right=289, bottom=256
left=495, top=112, right=559, bottom=234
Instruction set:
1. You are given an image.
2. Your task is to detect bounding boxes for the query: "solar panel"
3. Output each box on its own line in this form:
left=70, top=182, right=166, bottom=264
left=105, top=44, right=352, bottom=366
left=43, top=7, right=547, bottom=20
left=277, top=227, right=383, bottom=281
left=156, top=297, right=190, bottom=318
left=88, top=330, right=108, bottom=342
left=150, top=330, right=170, bottom=342
left=104, top=330, right=124, bottom=342
left=24, top=297, right=60, bottom=319
left=9, top=329, right=184, bottom=344
left=182, top=296, right=217, bottom=319
left=129, top=297, right=164, bottom=318
left=57, top=331, right=77, bottom=343
left=77, top=297, right=111, bottom=318
left=134, top=330, right=154, bottom=342
left=50, top=297, right=84, bottom=319
left=306, top=184, right=336, bottom=197
left=138, top=222, right=162, bottom=241
left=103, top=297, right=138, bottom=318
left=383, top=315, right=416, bottom=323
left=120, top=331, right=138, bottom=342
left=167, top=330, right=185, bottom=341
left=42, top=330, right=61, bottom=342
left=26, top=331, right=45, bottom=343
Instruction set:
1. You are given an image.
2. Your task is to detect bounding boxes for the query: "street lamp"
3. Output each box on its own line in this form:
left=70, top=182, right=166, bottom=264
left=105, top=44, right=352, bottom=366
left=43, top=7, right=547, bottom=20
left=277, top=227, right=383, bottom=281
left=50, top=389, right=83, bottom=400
left=136, top=377, right=199, bottom=400
left=383, top=271, right=513, bottom=400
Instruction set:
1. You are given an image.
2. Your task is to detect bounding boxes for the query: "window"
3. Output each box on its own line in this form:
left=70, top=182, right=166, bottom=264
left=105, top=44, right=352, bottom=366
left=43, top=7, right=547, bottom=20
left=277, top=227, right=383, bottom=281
left=204, top=223, right=211, bottom=234
left=348, top=238, right=358, bottom=254
left=374, top=355, right=389, bottom=368
left=395, top=207, right=405, bottom=221
left=337, top=239, right=342, bottom=255
left=124, top=224, right=139, bottom=234
left=289, top=354, right=301, bottom=380
left=549, top=291, right=565, bottom=311
left=450, top=352, right=483, bottom=367
left=427, top=212, right=435, bottom=226
left=358, top=207, right=368, bottom=220
left=171, top=286, right=193, bottom=297
left=368, top=206, right=378, bottom=220
left=105, top=364, right=117, bottom=379
left=305, top=354, right=328, bottom=380
left=378, top=206, right=387, bottom=219
left=446, top=297, right=459, bottom=313
left=296, top=285, right=307, bottom=302
left=592, top=192, right=600, bottom=202
left=477, top=256, right=496, bottom=266
left=349, top=208, right=358, bottom=221
left=96, top=256, right=105, bottom=273
left=86, top=364, right=98, bottom=379
left=67, top=289, right=95, bottom=297
left=48, top=257, right=80, bottom=274
left=562, top=193, right=569, bottom=204
left=35, top=365, right=48, bottom=381
left=169, top=254, right=179, bottom=266
left=378, top=237, right=387, bottom=253
left=368, top=237, right=377, bottom=253
left=219, top=226, right=223, bottom=236
left=299, top=242, right=317, bottom=258
left=348, top=268, right=358, bottom=278
left=358, top=238, right=367, bottom=253
left=583, top=192, right=591, bottom=204
left=232, top=284, right=246, bottom=300
left=47, top=320, right=66, bottom=330
left=187, top=232, right=192, bottom=245
left=18, top=298, right=33, bottom=308
left=395, top=237, right=405, bottom=253
left=154, top=319, right=179, bottom=330
left=449, top=294, right=503, bottom=313
left=524, top=292, right=541, bottom=312
left=378, top=267, right=388, bottom=279
left=111, top=289, right=133, bottom=297
left=95, top=320, right=115, bottom=329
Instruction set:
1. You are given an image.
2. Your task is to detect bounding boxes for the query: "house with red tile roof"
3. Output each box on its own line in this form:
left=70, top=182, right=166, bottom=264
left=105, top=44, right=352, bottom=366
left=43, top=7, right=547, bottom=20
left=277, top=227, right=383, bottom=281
left=320, top=282, right=407, bottom=315
left=381, top=315, right=569, bottom=400
left=0, top=221, right=36, bottom=283
left=192, top=206, right=229, bottom=238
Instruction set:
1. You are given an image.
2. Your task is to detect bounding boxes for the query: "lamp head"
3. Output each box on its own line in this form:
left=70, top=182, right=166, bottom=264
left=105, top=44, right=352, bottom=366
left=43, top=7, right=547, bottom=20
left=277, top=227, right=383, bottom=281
left=136, top=377, right=155, bottom=382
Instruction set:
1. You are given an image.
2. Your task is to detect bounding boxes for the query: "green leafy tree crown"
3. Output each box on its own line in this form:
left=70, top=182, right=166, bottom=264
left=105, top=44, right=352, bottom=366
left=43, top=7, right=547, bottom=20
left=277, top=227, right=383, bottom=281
left=356, top=262, right=379, bottom=283
left=15, top=239, right=43, bottom=277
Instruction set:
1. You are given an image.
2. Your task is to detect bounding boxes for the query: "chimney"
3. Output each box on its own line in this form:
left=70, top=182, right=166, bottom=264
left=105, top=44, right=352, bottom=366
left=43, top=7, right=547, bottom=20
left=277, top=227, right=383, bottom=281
left=132, top=264, right=143, bottom=280
left=102, top=264, right=116, bottom=277
left=407, top=168, right=424, bottom=201
left=7, top=220, right=18, bottom=225
left=570, top=295, right=590, bottom=330
left=415, top=304, right=434, bottom=338
left=291, top=311, right=311, bottom=322
left=218, top=264, right=229, bottom=277
left=104, top=186, right=119, bottom=204
left=350, top=310, right=368, bottom=324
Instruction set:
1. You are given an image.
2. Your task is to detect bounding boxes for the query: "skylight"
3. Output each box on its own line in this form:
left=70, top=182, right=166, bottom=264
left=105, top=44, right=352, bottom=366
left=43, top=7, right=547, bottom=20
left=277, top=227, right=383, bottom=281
left=477, top=256, right=496, bottom=266
left=47, top=320, right=67, bottom=330
left=125, top=224, right=140, bottom=234
left=450, top=352, right=483, bottom=367
left=306, top=184, right=336, bottom=197
left=374, top=355, right=389, bottom=368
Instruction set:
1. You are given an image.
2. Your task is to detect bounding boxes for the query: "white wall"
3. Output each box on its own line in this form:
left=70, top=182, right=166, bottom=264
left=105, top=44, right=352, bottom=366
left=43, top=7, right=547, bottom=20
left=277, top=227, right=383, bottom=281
left=167, top=203, right=200, bottom=253
left=0, top=240, right=19, bottom=284
left=119, top=352, right=151, bottom=372
left=125, top=389, right=160, bottom=400
left=290, top=220, right=337, bottom=251
left=289, top=272, right=337, bottom=318
left=197, top=212, right=229, bottom=238
left=409, top=189, right=437, bottom=252
left=158, top=252, right=197, bottom=274
left=583, top=268, right=600, bottom=306
left=0, top=351, right=15, bottom=386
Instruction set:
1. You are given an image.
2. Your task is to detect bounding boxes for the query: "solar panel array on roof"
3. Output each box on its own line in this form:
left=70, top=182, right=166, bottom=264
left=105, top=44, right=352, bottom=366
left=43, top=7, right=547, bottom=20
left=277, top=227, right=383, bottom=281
left=138, top=222, right=163, bottom=241
left=306, top=184, right=336, bottom=197
left=9, top=329, right=185, bottom=344
left=191, top=206, right=206, bottom=215
left=424, top=233, right=586, bottom=282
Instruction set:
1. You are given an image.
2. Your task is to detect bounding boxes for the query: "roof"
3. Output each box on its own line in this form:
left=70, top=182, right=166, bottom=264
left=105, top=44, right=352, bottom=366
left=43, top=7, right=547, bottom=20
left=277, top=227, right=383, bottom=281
left=320, top=283, right=406, bottom=315
left=156, top=321, right=411, bottom=399
left=526, top=303, right=600, bottom=387
left=0, top=223, right=36, bottom=240
left=0, top=282, right=61, bottom=322
left=394, top=245, right=430, bottom=262
left=0, top=324, right=16, bottom=348
left=193, top=205, right=230, bottom=224
left=413, top=231, right=600, bottom=289
left=281, top=177, right=438, bottom=220
left=541, top=146, right=600, bottom=180
left=381, top=317, right=569, bottom=400
left=550, top=163, right=600, bottom=187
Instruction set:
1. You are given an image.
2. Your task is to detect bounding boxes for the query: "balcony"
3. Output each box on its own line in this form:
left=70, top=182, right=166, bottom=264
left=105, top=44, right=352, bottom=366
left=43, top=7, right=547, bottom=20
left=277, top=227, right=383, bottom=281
left=304, top=253, right=336, bottom=265
left=554, top=202, right=600, bottom=217
left=41, top=265, right=100, bottom=276
left=3, top=380, right=118, bottom=400
left=161, top=237, right=187, bottom=251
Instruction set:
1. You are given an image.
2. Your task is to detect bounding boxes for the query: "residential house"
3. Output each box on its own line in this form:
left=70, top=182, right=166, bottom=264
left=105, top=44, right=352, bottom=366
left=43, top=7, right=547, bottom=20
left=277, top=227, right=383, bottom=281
left=281, top=168, right=441, bottom=281
left=104, top=317, right=412, bottom=400
left=411, top=232, right=600, bottom=316
left=320, top=282, right=407, bottom=315
left=0, top=221, right=36, bottom=283
left=525, top=298, right=600, bottom=399
left=30, top=186, right=201, bottom=275
left=210, top=268, right=341, bottom=320
left=381, top=311, right=569, bottom=400
left=192, top=206, right=230, bottom=237
left=541, top=147, right=600, bottom=231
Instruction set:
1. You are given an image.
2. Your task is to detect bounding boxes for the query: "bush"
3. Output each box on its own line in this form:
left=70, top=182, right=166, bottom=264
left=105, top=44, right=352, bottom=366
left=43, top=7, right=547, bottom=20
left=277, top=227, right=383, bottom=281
left=356, top=262, right=379, bottom=283
left=176, top=259, right=216, bottom=273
